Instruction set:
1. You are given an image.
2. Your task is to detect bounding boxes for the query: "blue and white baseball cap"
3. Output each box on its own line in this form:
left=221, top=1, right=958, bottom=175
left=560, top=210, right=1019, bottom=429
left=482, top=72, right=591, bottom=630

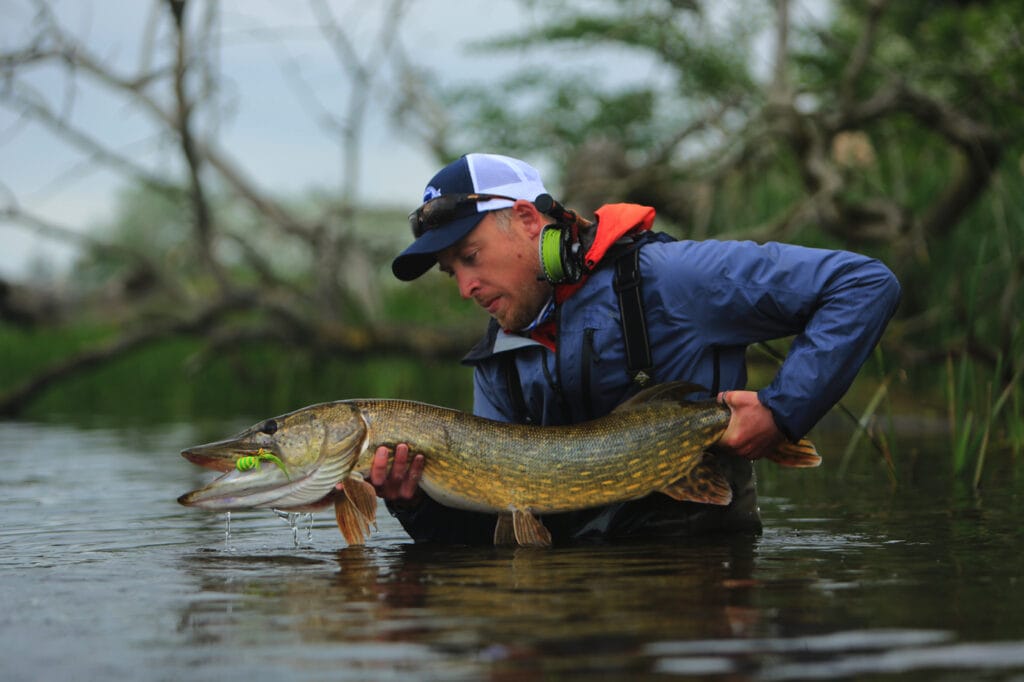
left=391, top=153, right=548, bottom=281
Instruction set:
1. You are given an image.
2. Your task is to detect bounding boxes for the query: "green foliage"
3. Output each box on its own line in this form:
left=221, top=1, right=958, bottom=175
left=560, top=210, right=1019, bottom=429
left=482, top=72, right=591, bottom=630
left=380, top=272, right=488, bottom=328
left=799, top=0, right=1024, bottom=125
left=448, top=73, right=659, bottom=162
left=932, top=168, right=1021, bottom=347
left=0, top=322, right=475, bottom=425
left=883, top=0, right=1024, bottom=114
left=500, top=2, right=759, bottom=97
left=450, top=0, right=765, bottom=172
left=72, top=183, right=192, bottom=290
left=0, top=323, right=111, bottom=388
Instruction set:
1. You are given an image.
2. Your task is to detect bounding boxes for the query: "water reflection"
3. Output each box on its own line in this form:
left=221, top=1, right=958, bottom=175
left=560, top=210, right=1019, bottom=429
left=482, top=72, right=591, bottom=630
left=174, top=537, right=768, bottom=677
left=4, top=420, right=1024, bottom=681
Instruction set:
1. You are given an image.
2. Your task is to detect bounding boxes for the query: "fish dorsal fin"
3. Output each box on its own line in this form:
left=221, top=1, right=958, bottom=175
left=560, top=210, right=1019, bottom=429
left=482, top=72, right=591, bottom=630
left=512, top=509, right=552, bottom=547
left=333, top=473, right=378, bottom=546
left=659, top=456, right=733, bottom=506
left=613, top=381, right=709, bottom=412
left=765, top=438, right=822, bottom=468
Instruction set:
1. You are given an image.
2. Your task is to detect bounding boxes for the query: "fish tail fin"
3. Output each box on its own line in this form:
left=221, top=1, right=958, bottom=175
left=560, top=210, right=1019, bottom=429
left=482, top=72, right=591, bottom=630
left=766, top=438, right=822, bottom=468
left=659, top=457, right=733, bottom=506
left=333, top=474, right=378, bottom=546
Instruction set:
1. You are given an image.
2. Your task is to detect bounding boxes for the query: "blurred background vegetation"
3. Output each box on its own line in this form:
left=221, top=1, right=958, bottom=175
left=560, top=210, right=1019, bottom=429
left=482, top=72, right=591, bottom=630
left=1, top=0, right=1021, bottom=477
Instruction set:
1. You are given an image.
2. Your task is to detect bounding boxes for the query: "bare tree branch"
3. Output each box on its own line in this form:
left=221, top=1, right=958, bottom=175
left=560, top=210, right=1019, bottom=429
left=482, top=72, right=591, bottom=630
left=769, top=0, right=791, bottom=106
left=0, top=1, right=466, bottom=414
left=0, top=83, right=179, bottom=195
left=839, top=0, right=887, bottom=108
left=167, top=0, right=228, bottom=290
left=830, top=77, right=1002, bottom=240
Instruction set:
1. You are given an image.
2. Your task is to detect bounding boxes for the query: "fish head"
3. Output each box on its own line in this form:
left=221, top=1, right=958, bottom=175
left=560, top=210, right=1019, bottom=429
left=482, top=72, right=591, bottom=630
left=177, top=401, right=368, bottom=511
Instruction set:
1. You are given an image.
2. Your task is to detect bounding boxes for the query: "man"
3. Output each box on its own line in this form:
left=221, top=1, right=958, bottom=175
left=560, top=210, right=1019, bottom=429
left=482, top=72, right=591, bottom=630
left=372, top=152, right=900, bottom=544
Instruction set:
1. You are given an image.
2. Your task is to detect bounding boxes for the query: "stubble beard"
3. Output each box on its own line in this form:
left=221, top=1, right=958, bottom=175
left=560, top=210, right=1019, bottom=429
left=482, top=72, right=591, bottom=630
left=496, top=277, right=554, bottom=331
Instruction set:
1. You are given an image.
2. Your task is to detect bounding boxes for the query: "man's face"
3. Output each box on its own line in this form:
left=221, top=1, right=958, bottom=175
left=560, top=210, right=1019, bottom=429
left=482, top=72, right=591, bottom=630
left=436, top=211, right=552, bottom=331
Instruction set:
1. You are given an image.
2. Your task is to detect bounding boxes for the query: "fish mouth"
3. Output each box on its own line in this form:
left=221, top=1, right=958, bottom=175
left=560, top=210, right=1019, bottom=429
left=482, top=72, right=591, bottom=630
left=177, top=440, right=347, bottom=511
left=177, top=467, right=338, bottom=511
left=180, top=439, right=248, bottom=472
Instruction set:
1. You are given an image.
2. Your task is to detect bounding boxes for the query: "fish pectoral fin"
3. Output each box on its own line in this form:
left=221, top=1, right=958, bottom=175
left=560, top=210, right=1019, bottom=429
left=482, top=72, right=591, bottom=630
left=494, top=513, right=517, bottom=546
left=512, top=509, right=552, bottom=547
left=659, top=459, right=733, bottom=506
left=343, top=473, right=379, bottom=521
left=333, top=474, right=378, bottom=546
left=767, top=438, right=822, bottom=468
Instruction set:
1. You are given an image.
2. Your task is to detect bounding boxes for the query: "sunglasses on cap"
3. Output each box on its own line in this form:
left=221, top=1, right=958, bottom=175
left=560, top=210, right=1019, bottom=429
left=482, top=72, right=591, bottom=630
left=409, top=193, right=518, bottom=238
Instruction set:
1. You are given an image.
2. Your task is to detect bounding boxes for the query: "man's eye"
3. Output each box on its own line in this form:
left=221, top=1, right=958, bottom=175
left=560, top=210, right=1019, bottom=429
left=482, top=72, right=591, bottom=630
left=462, top=251, right=478, bottom=265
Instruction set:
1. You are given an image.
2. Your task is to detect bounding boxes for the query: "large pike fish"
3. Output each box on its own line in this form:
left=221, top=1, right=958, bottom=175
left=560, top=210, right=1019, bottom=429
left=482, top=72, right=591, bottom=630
left=178, top=382, right=820, bottom=547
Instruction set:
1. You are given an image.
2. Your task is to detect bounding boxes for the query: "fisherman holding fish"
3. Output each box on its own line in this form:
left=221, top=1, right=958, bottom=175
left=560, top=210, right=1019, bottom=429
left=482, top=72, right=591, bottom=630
left=377, top=153, right=901, bottom=544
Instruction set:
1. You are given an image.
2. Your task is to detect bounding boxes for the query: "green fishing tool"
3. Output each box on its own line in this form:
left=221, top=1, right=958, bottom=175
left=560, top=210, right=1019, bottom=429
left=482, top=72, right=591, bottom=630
left=236, top=448, right=290, bottom=478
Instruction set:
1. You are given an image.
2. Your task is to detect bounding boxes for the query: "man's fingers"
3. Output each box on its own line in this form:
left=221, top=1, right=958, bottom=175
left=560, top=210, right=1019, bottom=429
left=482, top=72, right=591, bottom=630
left=368, top=443, right=424, bottom=502
left=399, top=454, right=425, bottom=499
left=370, top=445, right=392, bottom=488
left=389, top=443, right=411, bottom=483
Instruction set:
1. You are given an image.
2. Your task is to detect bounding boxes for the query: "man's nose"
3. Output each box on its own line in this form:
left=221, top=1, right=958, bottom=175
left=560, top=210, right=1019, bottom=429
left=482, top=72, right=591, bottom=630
left=455, top=271, right=477, bottom=299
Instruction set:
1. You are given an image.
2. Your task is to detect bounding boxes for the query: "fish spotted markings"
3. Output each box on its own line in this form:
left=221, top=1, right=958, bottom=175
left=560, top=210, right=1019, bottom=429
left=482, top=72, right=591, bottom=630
left=179, top=381, right=821, bottom=547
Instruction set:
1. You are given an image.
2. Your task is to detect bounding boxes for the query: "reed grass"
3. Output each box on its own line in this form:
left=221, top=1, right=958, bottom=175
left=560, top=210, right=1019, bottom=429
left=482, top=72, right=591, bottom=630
left=946, top=351, right=1024, bottom=487
left=838, top=371, right=896, bottom=484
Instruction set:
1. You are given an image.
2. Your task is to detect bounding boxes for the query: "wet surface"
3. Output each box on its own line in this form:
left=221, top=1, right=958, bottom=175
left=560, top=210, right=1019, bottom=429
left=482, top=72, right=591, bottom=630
left=1, top=420, right=1023, bottom=680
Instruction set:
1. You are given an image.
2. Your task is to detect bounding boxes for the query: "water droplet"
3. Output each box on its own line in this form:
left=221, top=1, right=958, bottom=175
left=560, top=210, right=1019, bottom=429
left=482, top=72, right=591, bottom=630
left=274, top=509, right=301, bottom=546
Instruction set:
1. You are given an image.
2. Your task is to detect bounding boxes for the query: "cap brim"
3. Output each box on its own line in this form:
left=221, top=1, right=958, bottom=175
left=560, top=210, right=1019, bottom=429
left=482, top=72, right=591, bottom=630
left=391, top=212, right=485, bottom=281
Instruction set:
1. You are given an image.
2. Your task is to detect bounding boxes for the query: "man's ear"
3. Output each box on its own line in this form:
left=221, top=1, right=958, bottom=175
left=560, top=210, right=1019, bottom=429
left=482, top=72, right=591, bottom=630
left=512, top=199, right=550, bottom=238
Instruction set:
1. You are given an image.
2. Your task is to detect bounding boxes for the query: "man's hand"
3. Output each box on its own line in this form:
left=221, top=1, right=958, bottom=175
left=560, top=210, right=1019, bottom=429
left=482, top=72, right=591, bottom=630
left=716, top=390, right=784, bottom=460
left=367, top=443, right=425, bottom=505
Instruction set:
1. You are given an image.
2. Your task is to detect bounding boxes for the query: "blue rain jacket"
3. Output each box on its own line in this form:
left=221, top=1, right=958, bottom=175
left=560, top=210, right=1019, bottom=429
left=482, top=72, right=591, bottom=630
left=389, top=207, right=901, bottom=544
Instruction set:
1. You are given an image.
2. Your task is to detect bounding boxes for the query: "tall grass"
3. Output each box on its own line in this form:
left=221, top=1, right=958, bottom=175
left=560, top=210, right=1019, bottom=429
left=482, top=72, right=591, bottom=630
left=946, top=351, right=1024, bottom=487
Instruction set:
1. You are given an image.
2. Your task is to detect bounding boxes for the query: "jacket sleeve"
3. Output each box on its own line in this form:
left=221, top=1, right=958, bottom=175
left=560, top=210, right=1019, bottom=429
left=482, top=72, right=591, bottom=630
left=649, top=239, right=901, bottom=440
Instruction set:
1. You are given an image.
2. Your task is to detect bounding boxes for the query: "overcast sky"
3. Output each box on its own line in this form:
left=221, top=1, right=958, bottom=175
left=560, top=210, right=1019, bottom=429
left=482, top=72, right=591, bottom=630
left=0, top=0, right=829, bottom=280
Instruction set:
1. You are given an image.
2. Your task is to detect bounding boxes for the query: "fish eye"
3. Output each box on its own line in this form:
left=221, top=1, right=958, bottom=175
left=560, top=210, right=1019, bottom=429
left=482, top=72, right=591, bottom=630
left=258, top=419, right=278, bottom=435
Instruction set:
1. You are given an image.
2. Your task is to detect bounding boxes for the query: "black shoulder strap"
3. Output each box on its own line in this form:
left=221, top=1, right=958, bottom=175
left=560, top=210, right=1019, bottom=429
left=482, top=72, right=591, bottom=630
left=613, top=242, right=654, bottom=387
left=610, top=231, right=722, bottom=396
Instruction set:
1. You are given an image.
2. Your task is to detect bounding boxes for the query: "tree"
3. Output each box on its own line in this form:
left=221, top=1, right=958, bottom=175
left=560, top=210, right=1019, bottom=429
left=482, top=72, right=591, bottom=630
left=0, top=0, right=477, bottom=415
left=436, top=0, right=1023, bottom=379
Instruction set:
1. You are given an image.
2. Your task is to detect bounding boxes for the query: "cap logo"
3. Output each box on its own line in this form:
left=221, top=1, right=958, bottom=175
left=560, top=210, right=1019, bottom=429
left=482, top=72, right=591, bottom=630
left=422, top=185, right=443, bottom=202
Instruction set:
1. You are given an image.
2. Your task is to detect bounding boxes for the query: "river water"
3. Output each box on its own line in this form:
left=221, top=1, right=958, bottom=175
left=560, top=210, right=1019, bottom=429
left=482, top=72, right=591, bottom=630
left=2, top=419, right=1023, bottom=681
